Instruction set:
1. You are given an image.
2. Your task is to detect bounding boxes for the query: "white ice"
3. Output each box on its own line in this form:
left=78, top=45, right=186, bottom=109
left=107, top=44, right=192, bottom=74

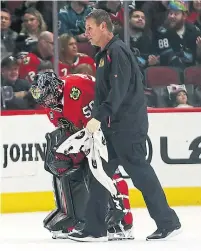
left=0, top=207, right=201, bottom=251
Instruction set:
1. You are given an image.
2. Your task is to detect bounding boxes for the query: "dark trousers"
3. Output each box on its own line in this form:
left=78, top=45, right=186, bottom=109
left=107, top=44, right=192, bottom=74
left=84, top=131, right=180, bottom=237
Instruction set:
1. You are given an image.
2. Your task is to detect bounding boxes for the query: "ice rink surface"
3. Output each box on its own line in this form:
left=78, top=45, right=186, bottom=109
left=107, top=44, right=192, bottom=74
left=0, top=206, right=201, bottom=251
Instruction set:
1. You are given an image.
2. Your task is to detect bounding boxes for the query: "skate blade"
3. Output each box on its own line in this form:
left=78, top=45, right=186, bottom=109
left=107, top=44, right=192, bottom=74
left=52, top=231, right=69, bottom=239
left=109, top=236, right=134, bottom=241
left=68, top=235, right=108, bottom=242
left=108, top=230, right=134, bottom=241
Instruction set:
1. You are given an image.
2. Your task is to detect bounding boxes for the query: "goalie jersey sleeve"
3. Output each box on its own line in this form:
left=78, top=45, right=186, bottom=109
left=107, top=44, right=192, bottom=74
left=61, top=74, right=95, bottom=128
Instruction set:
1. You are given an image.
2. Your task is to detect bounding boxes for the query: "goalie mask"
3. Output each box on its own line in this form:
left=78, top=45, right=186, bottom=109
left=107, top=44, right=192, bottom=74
left=30, top=72, right=64, bottom=108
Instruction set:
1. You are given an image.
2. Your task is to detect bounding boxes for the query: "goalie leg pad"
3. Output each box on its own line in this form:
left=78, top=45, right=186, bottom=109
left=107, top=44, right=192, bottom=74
left=43, top=176, right=75, bottom=232
left=68, top=161, right=90, bottom=224
left=44, top=161, right=90, bottom=233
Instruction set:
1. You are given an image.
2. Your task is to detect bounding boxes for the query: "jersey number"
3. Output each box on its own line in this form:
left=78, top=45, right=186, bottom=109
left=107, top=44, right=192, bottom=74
left=82, top=100, right=94, bottom=118
left=27, top=71, right=36, bottom=82
left=158, top=38, right=169, bottom=49
left=61, top=68, right=68, bottom=76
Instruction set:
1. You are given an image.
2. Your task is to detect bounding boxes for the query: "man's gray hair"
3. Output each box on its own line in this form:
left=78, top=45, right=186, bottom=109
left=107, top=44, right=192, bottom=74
left=86, top=9, right=114, bottom=32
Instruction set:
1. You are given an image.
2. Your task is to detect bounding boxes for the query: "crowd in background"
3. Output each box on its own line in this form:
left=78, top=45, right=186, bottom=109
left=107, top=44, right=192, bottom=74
left=1, top=0, right=201, bottom=110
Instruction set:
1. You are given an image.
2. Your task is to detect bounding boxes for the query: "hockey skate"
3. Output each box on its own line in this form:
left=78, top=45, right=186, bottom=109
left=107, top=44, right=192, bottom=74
left=105, top=185, right=134, bottom=241
left=52, top=221, right=85, bottom=239
left=106, top=204, right=134, bottom=241
left=108, top=222, right=134, bottom=241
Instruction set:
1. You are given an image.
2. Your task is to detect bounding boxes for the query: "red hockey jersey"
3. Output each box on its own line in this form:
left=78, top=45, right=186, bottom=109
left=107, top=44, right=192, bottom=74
left=60, top=54, right=96, bottom=74
left=110, top=7, right=124, bottom=26
left=19, top=53, right=69, bottom=83
left=19, top=53, right=96, bottom=83
left=47, top=74, right=95, bottom=129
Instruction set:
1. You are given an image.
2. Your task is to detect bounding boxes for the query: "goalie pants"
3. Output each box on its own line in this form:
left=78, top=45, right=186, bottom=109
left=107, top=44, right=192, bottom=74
left=83, top=131, right=181, bottom=237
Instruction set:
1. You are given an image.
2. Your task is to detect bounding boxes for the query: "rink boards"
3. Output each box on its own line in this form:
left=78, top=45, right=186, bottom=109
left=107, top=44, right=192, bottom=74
left=1, top=109, right=201, bottom=213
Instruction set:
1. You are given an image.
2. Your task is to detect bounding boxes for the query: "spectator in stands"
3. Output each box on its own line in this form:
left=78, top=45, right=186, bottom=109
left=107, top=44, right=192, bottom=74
left=59, top=33, right=96, bottom=75
left=193, top=1, right=201, bottom=30
left=1, top=0, right=24, bottom=33
left=95, top=1, right=136, bottom=36
left=172, top=90, right=193, bottom=108
left=141, top=1, right=169, bottom=31
left=19, top=1, right=54, bottom=32
left=58, top=1, right=92, bottom=42
left=15, top=8, right=47, bottom=58
left=187, top=0, right=201, bottom=25
left=127, top=9, right=156, bottom=69
left=9, top=0, right=52, bottom=33
left=153, top=0, right=201, bottom=68
left=18, top=31, right=70, bottom=82
left=70, top=63, right=95, bottom=76
left=168, top=84, right=193, bottom=108
left=18, top=31, right=54, bottom=82
left=37, top=60, right=54, bottom=75
left=1, top=55, right=36, bottom=110
left=96, top=1, right=124, bottom=35
left=1, top=8, right=18, bottom=60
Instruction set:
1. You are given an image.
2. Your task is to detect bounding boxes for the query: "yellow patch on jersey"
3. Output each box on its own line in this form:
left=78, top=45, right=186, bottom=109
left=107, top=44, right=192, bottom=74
left=23, top=57, right=30, bottom=64
left=99, top=58, right=104, bottom=67
left=70, top=87, right=81, bottom=100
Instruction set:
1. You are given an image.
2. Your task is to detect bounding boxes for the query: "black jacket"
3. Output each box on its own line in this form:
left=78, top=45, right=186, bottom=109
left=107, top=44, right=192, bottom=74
left=1, top=28, right=18, bottom=59
left=92, top=36, right=148, bottom=134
